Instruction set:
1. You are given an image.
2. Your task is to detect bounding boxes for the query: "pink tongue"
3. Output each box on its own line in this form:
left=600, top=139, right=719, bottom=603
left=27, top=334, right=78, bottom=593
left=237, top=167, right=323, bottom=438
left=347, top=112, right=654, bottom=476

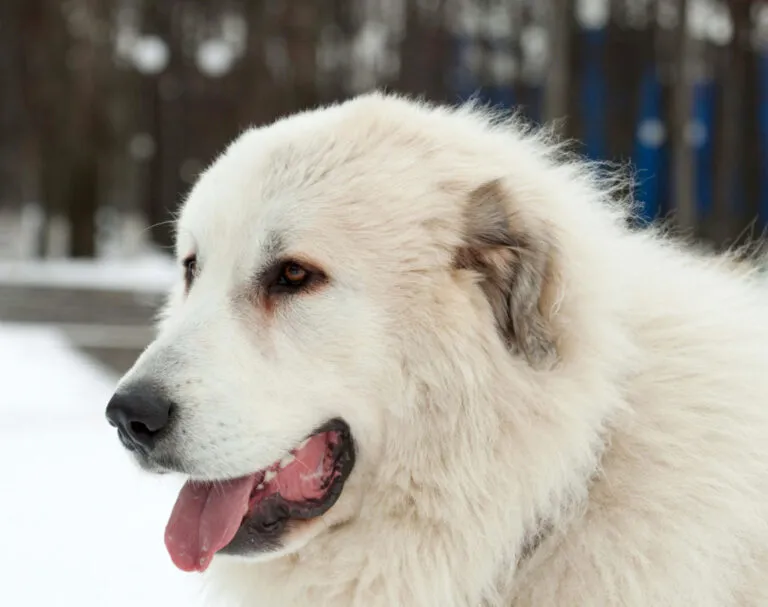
left=164, top=475, right=256, bottom=572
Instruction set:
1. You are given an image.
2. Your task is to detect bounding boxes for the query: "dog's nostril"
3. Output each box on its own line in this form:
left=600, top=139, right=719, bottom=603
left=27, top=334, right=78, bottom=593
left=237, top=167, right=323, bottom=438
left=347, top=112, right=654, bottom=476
left=130, top=420, right=153, bottom=439
left=105, top=384, right=175, bottom=453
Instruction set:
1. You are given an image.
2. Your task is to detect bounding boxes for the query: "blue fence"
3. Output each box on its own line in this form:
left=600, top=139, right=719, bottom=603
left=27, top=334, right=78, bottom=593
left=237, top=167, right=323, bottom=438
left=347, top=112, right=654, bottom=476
left=449, top=26, right=768, bottom=236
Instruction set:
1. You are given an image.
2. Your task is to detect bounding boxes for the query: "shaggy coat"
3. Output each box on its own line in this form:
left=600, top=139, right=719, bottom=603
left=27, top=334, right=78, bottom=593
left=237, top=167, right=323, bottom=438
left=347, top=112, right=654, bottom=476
left=120, top=94, right=768, bottom=606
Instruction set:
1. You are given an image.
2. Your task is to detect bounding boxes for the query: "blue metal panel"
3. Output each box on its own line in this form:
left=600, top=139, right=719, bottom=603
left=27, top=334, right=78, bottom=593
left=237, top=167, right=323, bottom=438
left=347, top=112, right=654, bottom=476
left=452, top=34, right=479, bottom=102
left=485, top=84, right=516, bottom=109
left=759, top=51, right=768, bottom=227
left=581, top=29, right=607, bottom=160
left=527, top=85, right=543, bottom=124
left=692, top=80, right=715, bottom=218
left=633, top=67, right=664, bottom=221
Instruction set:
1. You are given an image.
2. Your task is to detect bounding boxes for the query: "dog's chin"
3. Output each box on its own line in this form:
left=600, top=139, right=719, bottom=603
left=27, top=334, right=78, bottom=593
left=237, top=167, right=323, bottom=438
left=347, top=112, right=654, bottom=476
left=215, top=516, right=338, bottom=566
left=135, top=456, right=175, bottom=474
left=156, top=419, right=356, bottom=573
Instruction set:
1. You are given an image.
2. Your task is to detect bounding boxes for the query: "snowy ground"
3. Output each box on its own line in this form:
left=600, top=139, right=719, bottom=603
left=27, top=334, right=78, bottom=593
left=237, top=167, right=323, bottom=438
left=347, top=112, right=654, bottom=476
left=0, top=323, right=206, bottom=606
left=0, top=252, right=177, bottom=293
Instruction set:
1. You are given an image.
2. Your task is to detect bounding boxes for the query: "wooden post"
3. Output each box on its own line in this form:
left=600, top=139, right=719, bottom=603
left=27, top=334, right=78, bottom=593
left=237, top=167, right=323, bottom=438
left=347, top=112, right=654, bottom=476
left=671, top=0, right=696, bottom=231
left=712, top=0, right=752, bottom=246
left=543, top=0, right=573, bottom=125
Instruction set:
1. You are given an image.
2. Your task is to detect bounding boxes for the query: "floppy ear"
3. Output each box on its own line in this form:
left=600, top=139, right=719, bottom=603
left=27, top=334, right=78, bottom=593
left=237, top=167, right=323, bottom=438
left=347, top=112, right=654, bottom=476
left=455, top=179, right=559, bottom=368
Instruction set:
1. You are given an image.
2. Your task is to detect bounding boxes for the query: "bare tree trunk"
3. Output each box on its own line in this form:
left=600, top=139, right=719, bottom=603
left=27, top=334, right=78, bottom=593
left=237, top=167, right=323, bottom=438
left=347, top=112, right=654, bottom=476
left=327, top=0, right=354, bottom=102
left=711, top=0, right=751, bottom=246
left=396, top=2, right=451, bottom=102
left=605, top=0, right=657, bottom=159
left=543, top=0, right=573, bottom=125
left=739, top=7, right=761, bottom=242
left=234, top=0, right=275, bottom=125
left=66, top=153, right=99, bottom=257
left=281, top=0, right=321, bottom=112
left=18, top=0, right=112, bottom=257
left=65, top=0, right=114, bottom=257
left=142, top=0, right=178, bottom=249
left=0, top=0, right=27, bottom=208
left=18, top=0, right=70, bottom=256
left=671, top=0, right=695, bottom=231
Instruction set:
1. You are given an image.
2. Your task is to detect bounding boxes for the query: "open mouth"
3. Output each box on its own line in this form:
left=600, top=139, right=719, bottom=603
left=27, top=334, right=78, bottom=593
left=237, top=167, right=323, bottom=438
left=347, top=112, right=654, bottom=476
left=164, top=419, right=355, bottom=572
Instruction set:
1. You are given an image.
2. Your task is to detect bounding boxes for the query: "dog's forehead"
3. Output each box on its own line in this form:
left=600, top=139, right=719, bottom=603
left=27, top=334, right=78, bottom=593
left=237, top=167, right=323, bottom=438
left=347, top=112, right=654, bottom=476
left=175, top=98, right=473, bottom=271
left=176, top=135, right=343, bottom=264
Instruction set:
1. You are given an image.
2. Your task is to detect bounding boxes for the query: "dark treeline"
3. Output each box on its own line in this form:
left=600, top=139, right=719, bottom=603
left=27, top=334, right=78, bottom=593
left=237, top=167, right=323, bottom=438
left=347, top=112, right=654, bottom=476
left=0, top=0, right=766, bottom=257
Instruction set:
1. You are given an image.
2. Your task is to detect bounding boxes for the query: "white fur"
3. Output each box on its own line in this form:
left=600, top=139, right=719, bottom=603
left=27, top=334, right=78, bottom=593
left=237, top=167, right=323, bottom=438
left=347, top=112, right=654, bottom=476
left=121, top=93, right=768, bottom=606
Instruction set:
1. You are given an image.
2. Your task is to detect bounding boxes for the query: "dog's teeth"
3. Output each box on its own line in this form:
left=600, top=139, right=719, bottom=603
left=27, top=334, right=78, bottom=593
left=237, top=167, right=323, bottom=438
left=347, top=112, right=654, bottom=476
left=264, top=470, right=277, bottom=483
left=280, top=454, right=296, bottom=468
left=256, top=483, right=265, bottom=491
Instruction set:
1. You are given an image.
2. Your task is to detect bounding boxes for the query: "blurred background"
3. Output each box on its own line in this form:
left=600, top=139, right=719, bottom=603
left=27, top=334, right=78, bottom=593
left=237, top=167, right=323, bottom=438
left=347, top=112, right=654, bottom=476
left=0, top=1, right=766, bottom=605
left=2, top=0, right=768, bottom=371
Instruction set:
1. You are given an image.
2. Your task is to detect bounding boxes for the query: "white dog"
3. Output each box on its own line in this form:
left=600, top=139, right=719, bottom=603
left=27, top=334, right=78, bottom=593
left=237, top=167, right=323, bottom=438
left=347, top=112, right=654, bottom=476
left=106, top=93, right=768, bottom=606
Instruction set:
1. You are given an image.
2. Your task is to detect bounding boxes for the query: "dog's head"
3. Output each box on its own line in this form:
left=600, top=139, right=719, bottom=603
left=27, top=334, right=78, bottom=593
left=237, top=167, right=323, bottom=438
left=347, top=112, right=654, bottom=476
left=105, top=94, right=573, bottom=573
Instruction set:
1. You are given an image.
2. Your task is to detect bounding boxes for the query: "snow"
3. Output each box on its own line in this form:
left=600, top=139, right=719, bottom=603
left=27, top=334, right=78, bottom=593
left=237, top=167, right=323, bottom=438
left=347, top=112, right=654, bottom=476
left=0, top=323, right=206, bottom=606
left=131, top=35, right=170, bottom=75
left=576, top=0, right=609, bottom=30
left=196, top=39, right=236, bottom=77
left=0, top=254, right=177, bottom=293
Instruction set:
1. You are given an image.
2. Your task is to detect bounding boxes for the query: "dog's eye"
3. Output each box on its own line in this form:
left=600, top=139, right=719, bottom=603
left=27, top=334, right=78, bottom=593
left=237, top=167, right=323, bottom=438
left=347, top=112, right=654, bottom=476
left=277, top=262, right=310, bottom=289
left=263, top=259, right=326, bottom=298
left=183, top=255, right=198, bottom=288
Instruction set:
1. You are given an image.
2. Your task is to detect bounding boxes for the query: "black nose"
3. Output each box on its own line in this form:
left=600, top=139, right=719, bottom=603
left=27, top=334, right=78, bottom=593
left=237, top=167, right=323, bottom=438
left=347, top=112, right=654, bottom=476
left=105, top=383, right=174, bottom=454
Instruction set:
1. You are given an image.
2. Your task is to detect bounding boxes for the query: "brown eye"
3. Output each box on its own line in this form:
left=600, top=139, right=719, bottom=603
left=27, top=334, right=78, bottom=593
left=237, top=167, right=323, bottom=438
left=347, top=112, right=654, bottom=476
left=280, top=262, right=309, bottom=287
left=265, top=259, right=326, bottom=297
left=183, top=255, right=198, bottom=288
